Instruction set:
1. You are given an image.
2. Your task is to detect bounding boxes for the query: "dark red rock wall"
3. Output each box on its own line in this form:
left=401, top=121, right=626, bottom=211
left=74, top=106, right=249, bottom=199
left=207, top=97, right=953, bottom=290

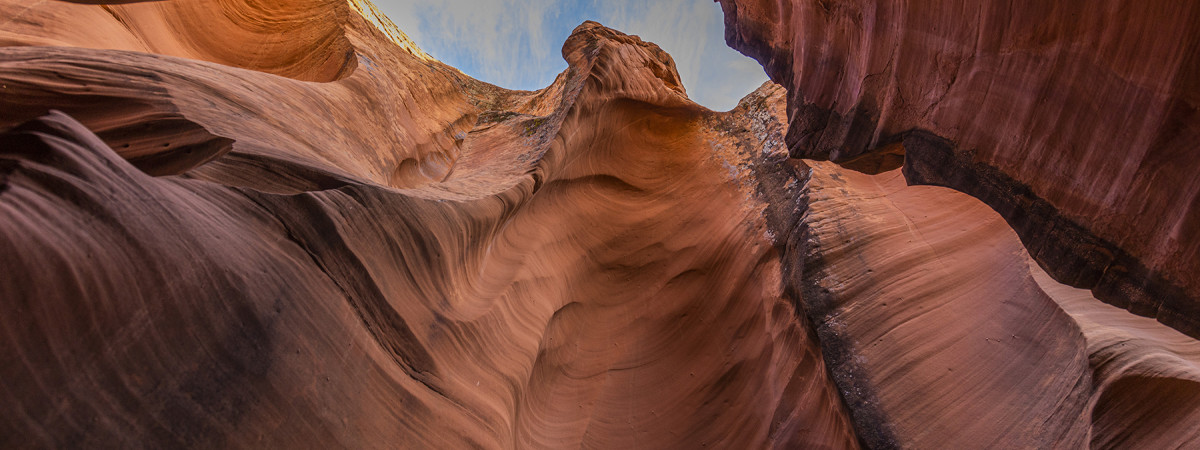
left=718, top=0, right=1200, bottom=337
left=2, top=0, right=1198, bottom=447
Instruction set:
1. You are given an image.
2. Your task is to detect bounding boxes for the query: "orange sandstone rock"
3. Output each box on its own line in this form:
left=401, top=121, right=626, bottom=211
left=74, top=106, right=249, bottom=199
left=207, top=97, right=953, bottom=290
left=0, top=2, right=856, bottom=447
left=1, top=0, right=1197, bottom=447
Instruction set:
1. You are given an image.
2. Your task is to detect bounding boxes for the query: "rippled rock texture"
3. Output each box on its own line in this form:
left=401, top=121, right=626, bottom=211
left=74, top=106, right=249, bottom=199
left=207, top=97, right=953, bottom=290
left=1, top=0, right=1197, bottom=448
left=795, top=162, right=1200, bottom=448
left=0, top=1, right=859, bottom=447
left=718, top=0, right=1200, bottom=338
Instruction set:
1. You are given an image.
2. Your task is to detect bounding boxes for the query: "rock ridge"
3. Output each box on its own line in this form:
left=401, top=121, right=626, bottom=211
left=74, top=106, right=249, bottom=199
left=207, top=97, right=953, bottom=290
left=0, top=0, right=1197, bottom=447
left=0, top=2, right=860, bottom=447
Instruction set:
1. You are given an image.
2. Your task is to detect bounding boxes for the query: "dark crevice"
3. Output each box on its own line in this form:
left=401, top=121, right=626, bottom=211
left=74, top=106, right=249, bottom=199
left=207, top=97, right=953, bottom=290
left=899, top=130, right=1200, bottom=340
left=748, top=152, right=885, bottom=449
left=788, top=167, right=901, bottom=450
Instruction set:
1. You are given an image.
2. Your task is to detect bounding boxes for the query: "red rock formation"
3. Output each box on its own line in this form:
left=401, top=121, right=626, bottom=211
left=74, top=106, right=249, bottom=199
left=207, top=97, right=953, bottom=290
left=0, top=2, right=861, bottom=447
left=0, top=0, right=356, bottom=81
left=2, top=0, right=1198, bottom=447
left=795, top=161, right=1200, bottom=447
left=717, top=0, right=1200, bottom=337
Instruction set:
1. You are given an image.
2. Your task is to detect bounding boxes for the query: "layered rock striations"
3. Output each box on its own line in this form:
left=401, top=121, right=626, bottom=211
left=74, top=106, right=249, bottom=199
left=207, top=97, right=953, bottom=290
left=717, top=0, right=1200, bottom=337
left=0, top=1, right=862, bottom=447
left=1, top=0, right=1198, bottom=448
left=794, top=161, right=1200, bottom=448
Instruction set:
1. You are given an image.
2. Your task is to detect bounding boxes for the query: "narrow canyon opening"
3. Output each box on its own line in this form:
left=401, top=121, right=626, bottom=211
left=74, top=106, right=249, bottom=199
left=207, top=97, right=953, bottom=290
left=0, top=0, right=1196, bottom=448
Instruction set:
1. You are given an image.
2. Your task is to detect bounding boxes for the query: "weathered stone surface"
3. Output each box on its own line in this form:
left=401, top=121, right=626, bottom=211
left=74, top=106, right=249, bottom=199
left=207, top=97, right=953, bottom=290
left=0, top=2, right=859, bottom=447
left=791, top=160, right=1199, bottom=448
left=718, top=0, right=1200, bottom=337
left=1, top=0, right=1197, bottom=447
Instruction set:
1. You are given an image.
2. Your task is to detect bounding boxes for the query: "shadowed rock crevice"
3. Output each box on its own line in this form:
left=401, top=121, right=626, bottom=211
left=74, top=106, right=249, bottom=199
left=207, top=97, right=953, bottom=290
left=2, top=0, right=1198, bottom=447
left=900, top=131, right=1200, bottom=339
left=0, top=4, right=862, bottom=447
left=717, top=0, right=1200, bottom=339
left=719, top=1, right=1200, bottom=445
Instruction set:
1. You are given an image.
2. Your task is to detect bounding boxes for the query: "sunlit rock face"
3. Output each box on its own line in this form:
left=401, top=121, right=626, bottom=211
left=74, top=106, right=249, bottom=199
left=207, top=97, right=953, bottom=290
left=0, top=1, right=862, bottom=447
left=0, top=0, right=1197, bottom=448
left=717, top=0, right=1200, bottom=338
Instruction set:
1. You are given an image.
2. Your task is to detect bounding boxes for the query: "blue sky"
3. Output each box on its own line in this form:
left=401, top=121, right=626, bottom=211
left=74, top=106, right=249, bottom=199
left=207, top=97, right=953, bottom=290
left=372, top=0, right=768, bottom=111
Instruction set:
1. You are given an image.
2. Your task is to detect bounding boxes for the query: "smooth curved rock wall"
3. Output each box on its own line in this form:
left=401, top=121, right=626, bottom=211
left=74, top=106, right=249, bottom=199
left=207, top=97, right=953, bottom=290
left=717, top=0, right=1200, bottom=337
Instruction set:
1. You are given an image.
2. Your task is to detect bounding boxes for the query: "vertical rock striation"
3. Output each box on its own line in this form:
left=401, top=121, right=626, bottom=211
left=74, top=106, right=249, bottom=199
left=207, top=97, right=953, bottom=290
left=789, top=159, right=1200, bottom=448
left=1, top=0, right=1197, bottom=447
left=717, top=0, right=1200, bottom=338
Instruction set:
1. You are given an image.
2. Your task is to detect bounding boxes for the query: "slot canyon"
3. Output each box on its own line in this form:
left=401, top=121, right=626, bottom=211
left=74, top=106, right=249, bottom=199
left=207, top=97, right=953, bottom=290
left=0, top=0, right=1197, bottom=448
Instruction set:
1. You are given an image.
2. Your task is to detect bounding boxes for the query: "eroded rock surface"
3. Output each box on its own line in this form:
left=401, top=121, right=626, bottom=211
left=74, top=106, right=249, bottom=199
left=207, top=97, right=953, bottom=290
left=0, top=2, right=861, bottom=447
left=1, top=0, right=1197, bottom=448
left=718, top=0, right=1200, bottom=337
left=794, top=161, right=1200, bottom=448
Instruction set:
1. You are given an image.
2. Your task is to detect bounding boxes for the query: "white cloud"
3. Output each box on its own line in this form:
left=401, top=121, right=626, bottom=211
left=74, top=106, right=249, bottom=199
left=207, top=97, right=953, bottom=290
left=369, top=0, right=766, bottom=110
left=590, top=0, right=765, bottom=110
left=373, top=0, right=562, bottom=88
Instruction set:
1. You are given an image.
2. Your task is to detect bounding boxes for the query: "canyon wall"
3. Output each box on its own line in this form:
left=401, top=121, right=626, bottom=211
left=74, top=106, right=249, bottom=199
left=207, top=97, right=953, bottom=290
left=0, top=0, right=1197, bottom=448
left=792, top=160, right=1200, bottom=448
left=0, top=1, right=864, bottom=446
left=717, top=0, right=1200, bottom=337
